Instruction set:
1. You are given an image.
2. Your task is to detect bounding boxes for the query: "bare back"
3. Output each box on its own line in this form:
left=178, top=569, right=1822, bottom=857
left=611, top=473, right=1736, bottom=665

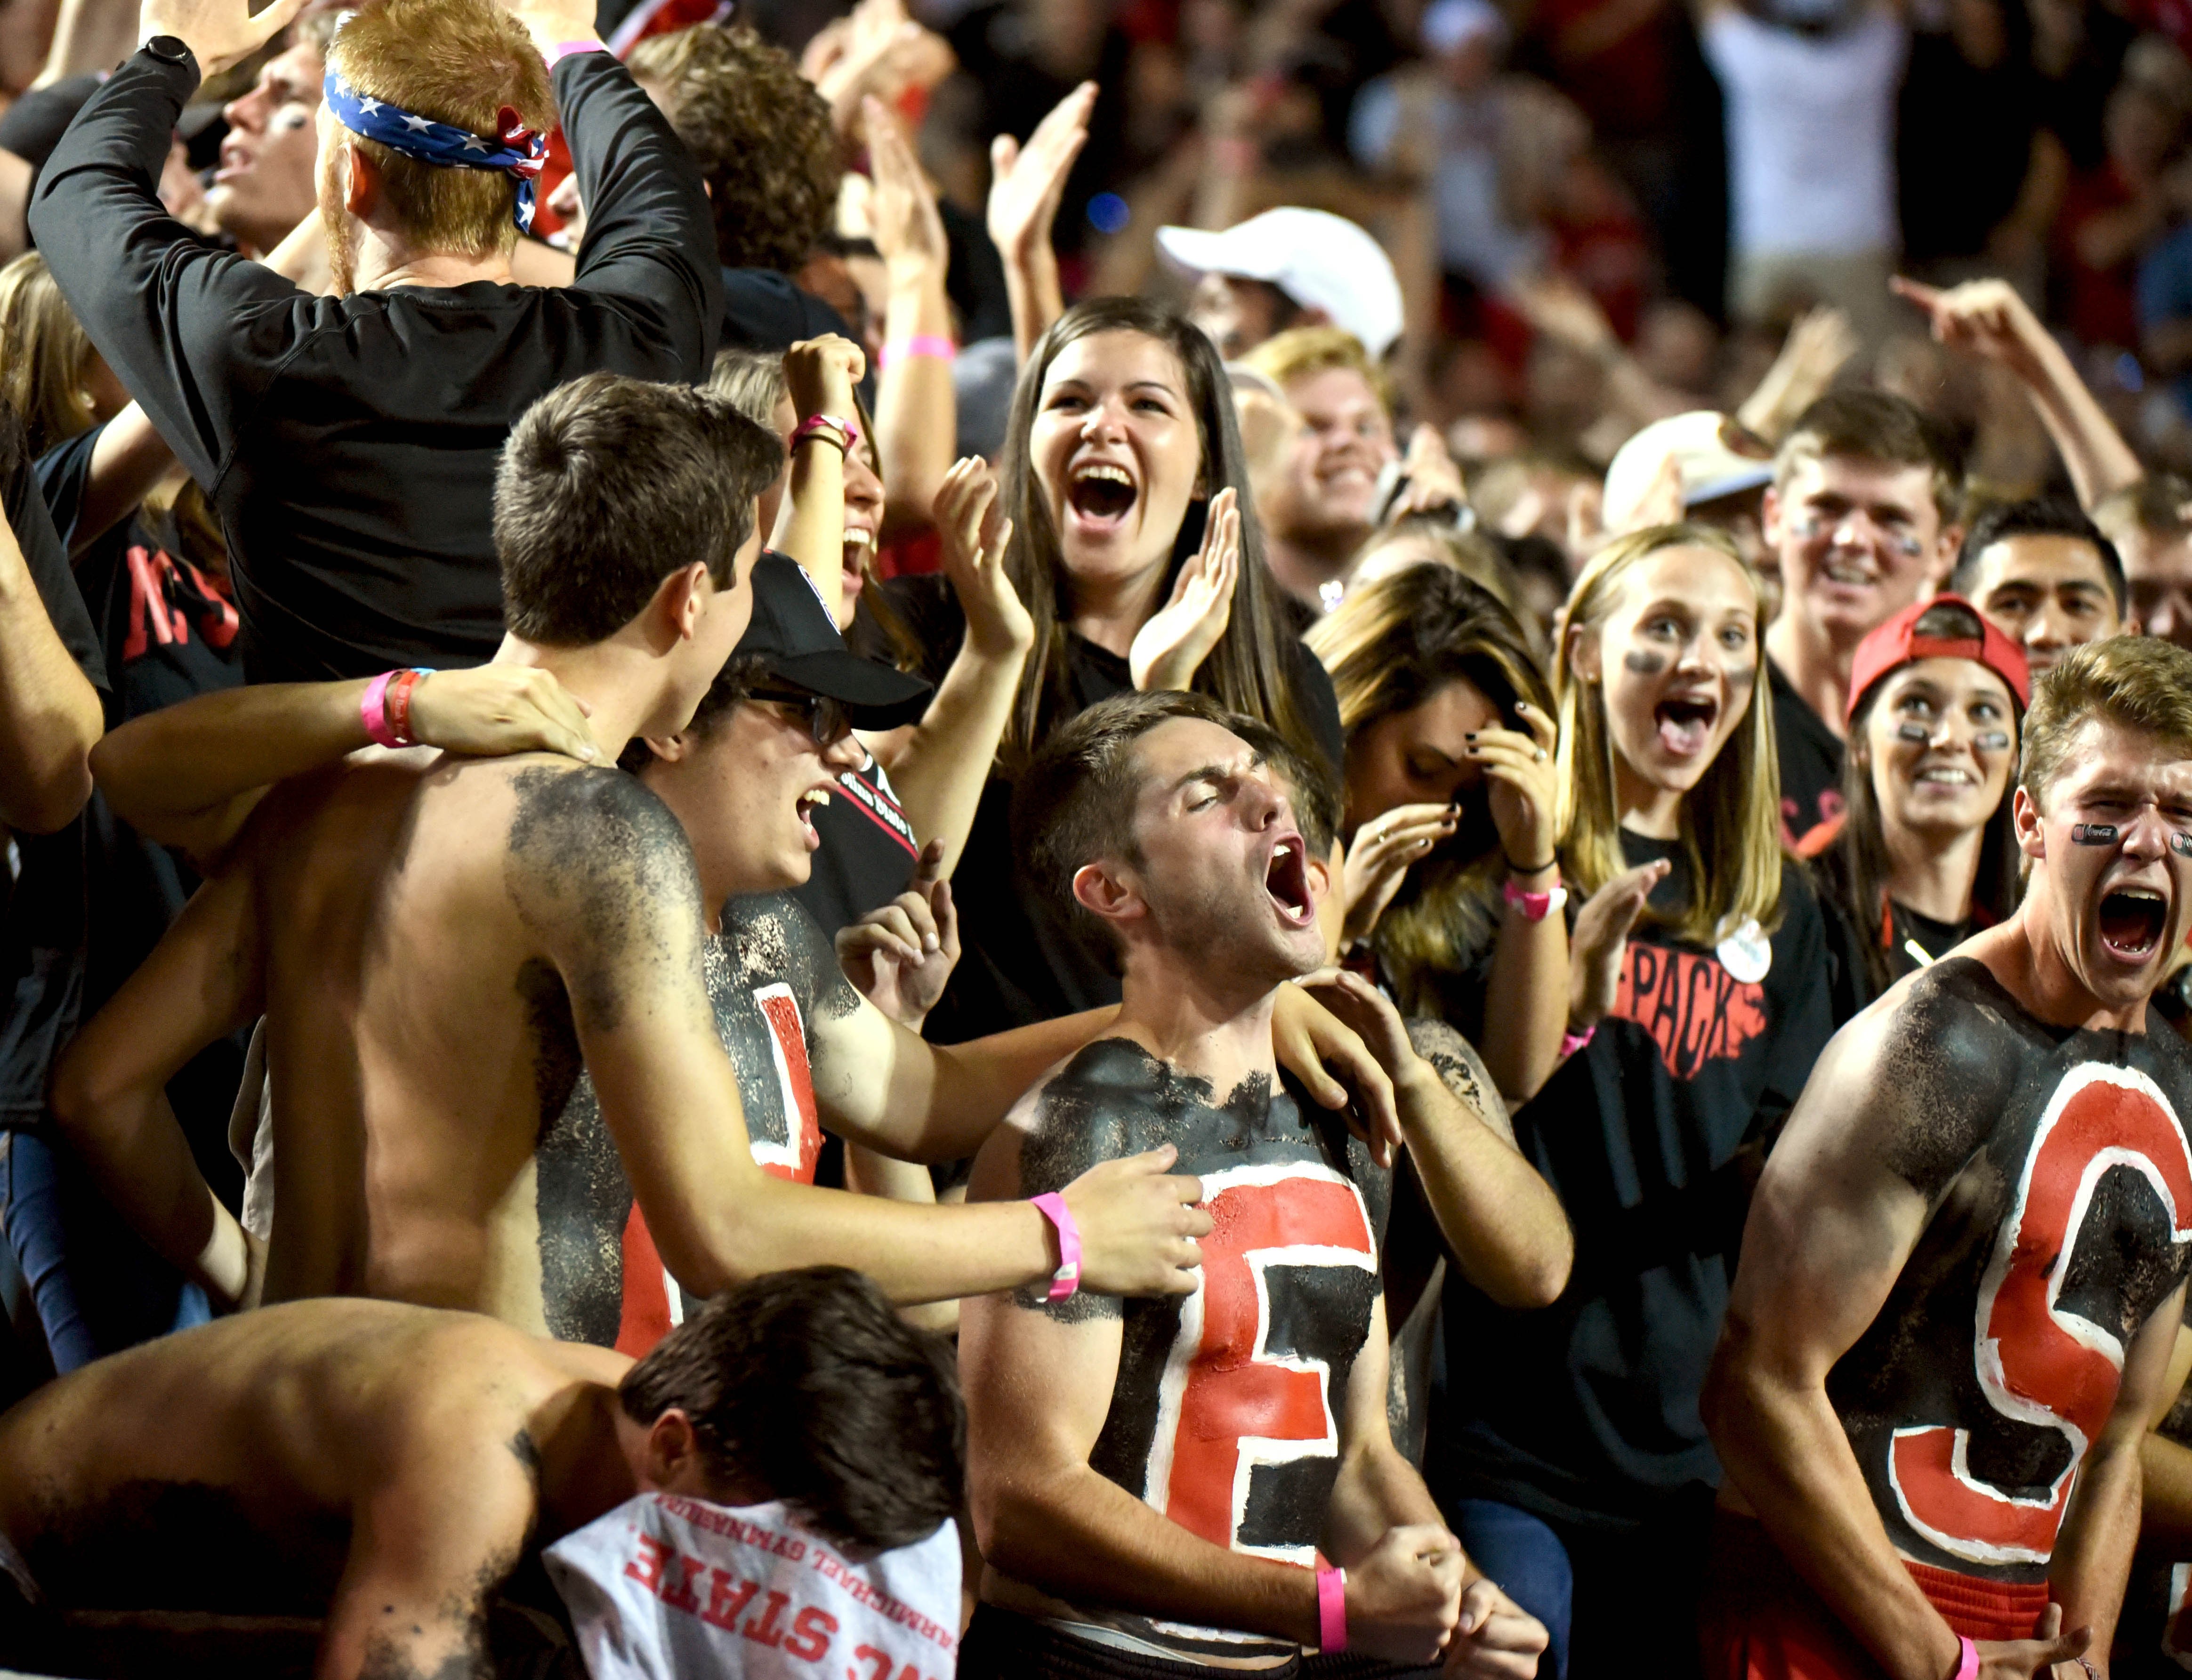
left=246, top=750, right=713, bottom=1329
left=0, top=1299, right=624, bottom=1615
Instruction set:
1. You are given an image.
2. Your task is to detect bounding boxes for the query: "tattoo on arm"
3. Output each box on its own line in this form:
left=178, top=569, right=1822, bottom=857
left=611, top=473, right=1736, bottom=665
left=1402, top=1017, right=1514, bottom=1147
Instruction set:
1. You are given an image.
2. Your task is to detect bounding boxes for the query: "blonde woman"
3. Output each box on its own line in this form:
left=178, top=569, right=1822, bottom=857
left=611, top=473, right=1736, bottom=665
left=1430, top=525, right=1835, bottom=1680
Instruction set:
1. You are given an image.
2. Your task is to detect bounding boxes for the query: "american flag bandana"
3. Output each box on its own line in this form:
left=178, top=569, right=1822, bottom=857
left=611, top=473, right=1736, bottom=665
left=322, top=71, right=548, bottom=232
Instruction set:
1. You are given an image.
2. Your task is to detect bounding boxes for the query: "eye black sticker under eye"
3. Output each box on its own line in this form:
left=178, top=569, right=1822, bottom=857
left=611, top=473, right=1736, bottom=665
left=2071, top=824, right=2119, bottom=845
left=1725, top=663, right=1757, bottom=691
left=1623, top=650, right=1668, bottom=675
left=1974, top=732, right=2010, bottom=751
left=1896, top=723, right=1930, bottom=744
left=2174, top=832, right=2192, bottom=857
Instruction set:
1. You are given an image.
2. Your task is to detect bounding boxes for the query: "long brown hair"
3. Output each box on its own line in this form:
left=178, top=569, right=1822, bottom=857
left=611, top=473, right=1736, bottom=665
left=1306, top=564, right=1553, bottom=1011
left=1553, top=524, right=1784, bottom=946
left=1829, top=599, right=2023, bottom=997
left=0, top=253, right=97, bottom=460
left=995, top=296, right=1318, bottom=771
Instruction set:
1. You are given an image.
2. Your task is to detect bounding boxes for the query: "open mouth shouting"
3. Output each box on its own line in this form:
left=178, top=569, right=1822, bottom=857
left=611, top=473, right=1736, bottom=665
left=1066, top=460, right=1138, bottom=533
left=842, top=524, right=873, bottom=597
left=1655, top=694, right=1721, bottom=760
left=794, top=782, right=834, bottom=851
left=1264, top=832, right=1316, bottom=929
left=2098, top=883, right=2168, bottom=962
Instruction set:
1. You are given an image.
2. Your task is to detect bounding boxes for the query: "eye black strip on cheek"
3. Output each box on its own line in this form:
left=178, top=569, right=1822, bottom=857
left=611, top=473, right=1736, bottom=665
left=1623, top=651, right=1668, bottom=675
left=2071, top=823, right=2119, bottom=845
left=1896, top=723, right=1929, bottom=744
left=2173, top=832, right=2192, bottom=858
left=1974, top=732, right=2011, bottom=751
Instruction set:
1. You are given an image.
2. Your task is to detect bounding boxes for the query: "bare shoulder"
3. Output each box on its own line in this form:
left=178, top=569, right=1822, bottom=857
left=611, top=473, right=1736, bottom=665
left=1774, top=956, right=2027, bottom=1203
left=1003, top=1037, right=1176, bottom=1199
left=497, top=763, right=705, bottom=1023
left=1403, top=1016, right=1511, bottom=1146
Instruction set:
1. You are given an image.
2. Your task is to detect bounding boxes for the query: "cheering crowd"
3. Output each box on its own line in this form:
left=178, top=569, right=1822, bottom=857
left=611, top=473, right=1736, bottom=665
left=1, top=0, right=2192, bottom=1673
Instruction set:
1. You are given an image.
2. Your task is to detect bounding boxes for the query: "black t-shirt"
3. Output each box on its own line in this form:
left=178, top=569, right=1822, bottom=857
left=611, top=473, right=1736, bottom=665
left=31, top=47, right=723, bottom=682
left=880, top=574, right=1348, bottom=1042
left=0, top=430, right=242, bottom=1166
left=1433, top=834, right=1835, bottom=1530
left=1769, top=656, right=1845, bottom=853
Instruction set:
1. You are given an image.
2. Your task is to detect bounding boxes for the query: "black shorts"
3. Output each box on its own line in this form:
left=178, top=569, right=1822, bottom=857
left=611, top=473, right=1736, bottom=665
left=958, top=1605, right=1303, bottom=1680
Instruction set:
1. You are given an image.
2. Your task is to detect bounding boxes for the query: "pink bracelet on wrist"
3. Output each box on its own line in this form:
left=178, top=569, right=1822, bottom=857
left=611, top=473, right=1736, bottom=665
left=878, top=334, right=956, bottom=370
left=792, top=413, right=859, bottom=453
left=1031, top=1192, right=1081, bottom=1302
left=549, top=36, right=608, bottom=61
left=1502, top=872, right=1567, bottom=922
left=1315, top=1565, right=1346, bottom=1653
left=361, top=670, right=400, bottom=747
left=1559, top=1022, right=1596, bottom=1059
left=1953, top=1636, right=1977, bottom=1680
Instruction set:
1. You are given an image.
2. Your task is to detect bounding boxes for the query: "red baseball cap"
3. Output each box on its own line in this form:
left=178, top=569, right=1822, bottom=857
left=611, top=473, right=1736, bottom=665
left=1844, top=595, right=2032, bottom=725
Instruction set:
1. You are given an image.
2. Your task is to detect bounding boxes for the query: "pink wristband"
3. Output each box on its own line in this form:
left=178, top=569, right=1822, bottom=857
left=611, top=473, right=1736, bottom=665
left=878, top=334, right=956, bottom=370
left=1501, top=872, right=1567, bottom=922
left=1316, top=1564, right=1346, bottom=1653
left=1954, top=1636, right=1977, bottom=1680
left=1031, top=1192, right=1080, bottom=1302
left=549, top=37, right=608, bottom=62
left=1559, top=1022, right=1596, bottom=1059
left=361, top=670, right=401, bottom=748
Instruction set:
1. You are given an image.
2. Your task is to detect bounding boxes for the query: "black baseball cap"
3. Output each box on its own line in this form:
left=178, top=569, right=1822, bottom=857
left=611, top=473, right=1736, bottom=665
left=735, top=552, right=933, bottom=729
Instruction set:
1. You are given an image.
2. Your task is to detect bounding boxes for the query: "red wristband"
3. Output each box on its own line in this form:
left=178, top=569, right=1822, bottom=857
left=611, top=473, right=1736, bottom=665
left=387, top=668, right=436, bottom=746
left=1316, top=1565, right=1346, bottom=1653
left=1031, top=1192, right=1080, bottom=1302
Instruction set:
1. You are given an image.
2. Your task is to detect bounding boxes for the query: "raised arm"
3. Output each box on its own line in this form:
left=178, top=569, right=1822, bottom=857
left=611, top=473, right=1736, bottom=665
left=551, top=39, right=723, bottom=377
left=0, top=495, right=102, bottom=832
left=770, top=335, right=863, bottom=611
left=66, top=404, right=177, bottom=556
left=987, top=82, right=1093, bottom=363
left=1701, top=1002, right=2093, bottom=1680
left=48, top=853, right=265, bottom=1309
left=863, top=98, right=955, bottom=535
left=863, top=459, right=1031, bottom=878
left=1301, top=972, right=1572, bottom=1310
left=958, top=1104, right=1462, bottom=1664
left=91, top=665, right=599, bottom=864
left=1894, top=276, right=2144, bottom=509
left=508, top=768, right=1209, bottom=1306
left=29, top=0, right=312, bottom=491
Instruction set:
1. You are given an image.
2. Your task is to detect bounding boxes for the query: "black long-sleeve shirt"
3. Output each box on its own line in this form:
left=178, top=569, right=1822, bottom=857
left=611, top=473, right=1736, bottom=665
left=30, top=46, right=723, bottom=681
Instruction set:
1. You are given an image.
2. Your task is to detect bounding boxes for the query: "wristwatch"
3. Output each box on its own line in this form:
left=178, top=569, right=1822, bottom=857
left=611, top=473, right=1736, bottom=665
left=143, top=34, right=193, bottom=64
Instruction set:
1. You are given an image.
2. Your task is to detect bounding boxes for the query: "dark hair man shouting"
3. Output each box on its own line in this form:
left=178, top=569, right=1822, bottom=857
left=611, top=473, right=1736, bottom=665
left=1703, top=637, right=2192, bottom=1678
left=957, top=689, right=1551, bottom=1676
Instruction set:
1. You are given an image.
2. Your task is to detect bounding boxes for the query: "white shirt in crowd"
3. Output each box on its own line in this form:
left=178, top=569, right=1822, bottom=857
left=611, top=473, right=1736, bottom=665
left=1702, top=4, right=1907, bottom=259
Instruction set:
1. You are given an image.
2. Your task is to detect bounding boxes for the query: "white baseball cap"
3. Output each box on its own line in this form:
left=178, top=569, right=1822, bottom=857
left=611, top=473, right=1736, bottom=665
left=1157, top=208, right=1405, bottom=360
left=1601, top=411, right=1776, bottom=533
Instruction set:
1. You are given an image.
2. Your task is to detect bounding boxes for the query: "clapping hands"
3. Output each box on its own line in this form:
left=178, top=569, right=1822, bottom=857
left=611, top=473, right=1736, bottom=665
left=1129, top=487, right=1239, bottom=693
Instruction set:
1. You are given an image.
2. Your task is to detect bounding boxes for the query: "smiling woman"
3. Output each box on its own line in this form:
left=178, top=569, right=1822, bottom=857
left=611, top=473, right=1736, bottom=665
left=1815, top=596, right=2031, bottom=1008
left=905, top=296, right=1347, bottom=1042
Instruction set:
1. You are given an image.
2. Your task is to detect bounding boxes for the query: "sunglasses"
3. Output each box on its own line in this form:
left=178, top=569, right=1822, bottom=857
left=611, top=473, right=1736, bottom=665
left=748, top=685, right=855, bottom=748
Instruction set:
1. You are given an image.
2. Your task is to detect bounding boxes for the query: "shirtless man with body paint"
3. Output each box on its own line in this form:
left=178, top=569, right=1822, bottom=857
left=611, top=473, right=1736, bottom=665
left=46, top=374, right=1214, bottom=1334
left=0, top=1268, right=959, bottom=1680
left=1701, top=635, right=2192, bottom=1680
left=956, top=688, right=1559, bottom=1678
